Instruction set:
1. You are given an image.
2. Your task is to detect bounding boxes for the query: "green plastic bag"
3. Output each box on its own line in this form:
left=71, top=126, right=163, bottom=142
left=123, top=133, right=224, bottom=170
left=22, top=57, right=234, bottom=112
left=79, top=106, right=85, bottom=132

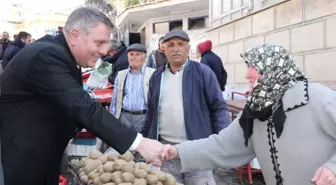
left=86, top=58, right=112, bottom=90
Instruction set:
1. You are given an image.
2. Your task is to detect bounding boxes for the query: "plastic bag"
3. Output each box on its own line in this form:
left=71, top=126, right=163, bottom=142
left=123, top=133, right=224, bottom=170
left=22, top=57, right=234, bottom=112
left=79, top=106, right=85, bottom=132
left=86, top=58, right=112, bottom=90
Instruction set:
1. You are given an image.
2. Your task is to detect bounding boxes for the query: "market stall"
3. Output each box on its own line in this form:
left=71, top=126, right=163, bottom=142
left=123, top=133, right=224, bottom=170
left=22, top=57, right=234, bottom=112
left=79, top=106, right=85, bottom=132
left=69, top=150, right=182, bottom=185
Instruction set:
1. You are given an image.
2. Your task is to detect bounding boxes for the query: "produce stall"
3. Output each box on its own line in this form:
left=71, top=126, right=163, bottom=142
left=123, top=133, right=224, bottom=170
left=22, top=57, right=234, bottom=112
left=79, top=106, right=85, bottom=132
left=69, top=150, right=182, bottom=185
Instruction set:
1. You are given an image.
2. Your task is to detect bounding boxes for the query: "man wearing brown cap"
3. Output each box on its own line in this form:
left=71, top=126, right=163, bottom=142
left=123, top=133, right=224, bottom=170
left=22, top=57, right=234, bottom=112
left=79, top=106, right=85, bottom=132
left=142, top=30, right=231, bottom=184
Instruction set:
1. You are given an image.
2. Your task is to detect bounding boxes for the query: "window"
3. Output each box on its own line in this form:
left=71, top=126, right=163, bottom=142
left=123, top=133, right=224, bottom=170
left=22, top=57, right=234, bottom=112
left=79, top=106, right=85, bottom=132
left=188, top=16, right=207, bottom=30
left=232, top=0, right=241, bottom=8
left=222, top=0, right=231, bottom=13
left=169, top=20, right=183, bottom=31
left=153, top=22, right=169, bottom=34
left=211, top=0, right=252, bottom=27
left=212, top=0, right=222, bottom=18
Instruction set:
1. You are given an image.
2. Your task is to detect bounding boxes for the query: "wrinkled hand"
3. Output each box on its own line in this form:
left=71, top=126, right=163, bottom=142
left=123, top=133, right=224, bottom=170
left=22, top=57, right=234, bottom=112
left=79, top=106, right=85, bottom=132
left=160, top=144, right=179, bottom=160
left=136, top=137, right=163, bottom=166
left=312, top=167, right=336, bottom=185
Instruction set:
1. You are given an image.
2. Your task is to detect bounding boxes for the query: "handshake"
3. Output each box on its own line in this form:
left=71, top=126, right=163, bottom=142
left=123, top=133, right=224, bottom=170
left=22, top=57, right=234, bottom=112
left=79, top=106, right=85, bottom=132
left=135, top=137, right=179, bottom=166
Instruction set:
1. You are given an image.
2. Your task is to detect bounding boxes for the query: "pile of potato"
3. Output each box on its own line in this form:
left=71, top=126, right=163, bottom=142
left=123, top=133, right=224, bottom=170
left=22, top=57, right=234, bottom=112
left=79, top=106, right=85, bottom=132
left=71, top=150, right=180, bottom=185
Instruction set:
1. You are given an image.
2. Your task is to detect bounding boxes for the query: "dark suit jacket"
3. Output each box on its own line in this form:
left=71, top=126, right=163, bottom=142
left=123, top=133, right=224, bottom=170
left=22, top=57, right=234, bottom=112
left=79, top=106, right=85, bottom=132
left=0, top=33, right=137, bottom=185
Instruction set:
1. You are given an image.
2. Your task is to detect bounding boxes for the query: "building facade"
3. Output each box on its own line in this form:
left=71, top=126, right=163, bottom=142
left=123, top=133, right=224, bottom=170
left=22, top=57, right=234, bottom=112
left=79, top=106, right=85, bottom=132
left=115, top=0, right=209, bottom=60
left=206, top=0, right=336, bottom=89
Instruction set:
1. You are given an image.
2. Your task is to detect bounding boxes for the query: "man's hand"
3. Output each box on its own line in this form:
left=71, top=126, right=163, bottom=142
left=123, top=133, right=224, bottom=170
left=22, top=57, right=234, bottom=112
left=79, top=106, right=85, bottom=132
left=160, top=144, right=179, bottom=160
left=312, top=167, right=336, bottom=185
left=136, top=137, right=163, bottom=166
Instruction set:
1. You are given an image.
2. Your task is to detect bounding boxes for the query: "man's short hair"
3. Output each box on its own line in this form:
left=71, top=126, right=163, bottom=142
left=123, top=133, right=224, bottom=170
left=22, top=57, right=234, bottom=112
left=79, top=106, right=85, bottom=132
left=16, top=31, right=31, bottom=40
left=108, top=39, right=122, bottom=51
left=63, top=7, right=114, bottom=36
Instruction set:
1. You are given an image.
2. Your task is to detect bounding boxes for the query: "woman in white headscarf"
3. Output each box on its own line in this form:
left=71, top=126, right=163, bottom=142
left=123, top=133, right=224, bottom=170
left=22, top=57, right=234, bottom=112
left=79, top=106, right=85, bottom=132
left=161, top=44, right=336, bottom=185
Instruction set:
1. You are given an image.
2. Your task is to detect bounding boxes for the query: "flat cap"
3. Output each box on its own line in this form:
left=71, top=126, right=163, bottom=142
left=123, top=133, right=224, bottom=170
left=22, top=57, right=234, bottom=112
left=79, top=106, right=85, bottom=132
left=127, top=43, right=147, bottom=53
left=162, top=30, right=190, bottom=43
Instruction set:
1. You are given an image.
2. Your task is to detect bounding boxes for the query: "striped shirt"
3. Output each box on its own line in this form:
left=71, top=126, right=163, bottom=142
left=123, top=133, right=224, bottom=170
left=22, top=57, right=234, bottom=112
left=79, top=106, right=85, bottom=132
left=110, top=65, right=147, bottom=115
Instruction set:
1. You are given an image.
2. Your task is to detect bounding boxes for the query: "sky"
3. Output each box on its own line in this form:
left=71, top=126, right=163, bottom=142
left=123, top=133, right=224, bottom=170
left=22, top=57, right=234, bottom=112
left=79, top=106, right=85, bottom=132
left=8, top=0, right=85, bottom=15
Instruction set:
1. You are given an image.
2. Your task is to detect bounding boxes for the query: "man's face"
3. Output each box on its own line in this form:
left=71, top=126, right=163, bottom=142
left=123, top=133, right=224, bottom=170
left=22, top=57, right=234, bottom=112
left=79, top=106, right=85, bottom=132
left=164, top=38, right=190, bottom=65
left=128, top=51, right=145, bottom=70
left=68, top=23, right=112, bottom=68
left=23, top=36, right=32, bottom=44
left=108, top=49, right=118, bottom=56
left=2, top=32, right=9, bottom=40
left=159, top=39, right=164, bottom=51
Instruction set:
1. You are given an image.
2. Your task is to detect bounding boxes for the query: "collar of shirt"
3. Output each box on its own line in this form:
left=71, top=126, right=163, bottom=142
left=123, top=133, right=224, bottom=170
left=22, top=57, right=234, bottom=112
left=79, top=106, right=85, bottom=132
left=165, top=60, right=189, bottom=74
left=128, top=64, right=146, bottom=74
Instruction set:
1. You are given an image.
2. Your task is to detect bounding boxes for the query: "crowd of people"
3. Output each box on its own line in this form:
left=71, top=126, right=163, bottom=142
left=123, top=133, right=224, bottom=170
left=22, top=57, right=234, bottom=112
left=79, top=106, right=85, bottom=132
left=0, top=6, right=335, bottom=185
left=0, top=31, right=32, bottom=70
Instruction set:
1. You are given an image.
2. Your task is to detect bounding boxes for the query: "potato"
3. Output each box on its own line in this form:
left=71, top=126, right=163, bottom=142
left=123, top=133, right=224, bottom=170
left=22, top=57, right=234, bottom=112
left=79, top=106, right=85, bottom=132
left=114, top=177, right=123, bottom=184
left=137, top=162, right=152, bottom=173
left=107, top=154, right=119, bottom=161
left=89, top=150, right=103, bottom=159
left=103, top=161, right=114, bottom=172
left=100, top=173, right=112, bottom=183
left=88, top=179, right=93, bottom=185
left=102, top=183, right=116, bottom=185
left=157, top=182, right=163, bottom=185
left=80, top=175, right=89, bottom=183
left=113, top=160, right=127, bottom=171
left=134, top=169, right=148, bottom=179
left=111, top=171, right=122, bottom=182
left=122, top=163, right=134, bottom=173
left=146, top=174, right=159, bottom=184
left=118, top=183, right=132, bottom=185
left=79, top=171, right=86, bottom=177
left=79, top=167, right=85, bottom=173
left=128, top=161, right=135, bottom=166
left=134, top=178, right=147, bottom=185
left=94, top=173, right=100, bottom=179
left=151, top=170, right=167, bottom=181
left=99, top=167, right=105, bottom=175
left=85, top=158, right=94, bottom=166
left=88, top=169, right=98, bottom=179
left=118, top=151, right=134, bottom=162
left=93, top=176, right=102, bottom=185
left=98, top=155, right=107, bottom=163
left=85, top=159, right=103, bottom=174
left=162, top=173, right=176, bottom=185
left=121, top=172, right=135, bottom=183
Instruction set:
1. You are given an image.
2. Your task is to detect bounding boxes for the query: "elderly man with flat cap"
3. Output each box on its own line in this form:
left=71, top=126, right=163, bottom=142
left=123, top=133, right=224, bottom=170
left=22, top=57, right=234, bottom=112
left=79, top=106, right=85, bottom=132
left=142, top=30, right=231, bottom=184
left=110, top=43, right=155, bottom=132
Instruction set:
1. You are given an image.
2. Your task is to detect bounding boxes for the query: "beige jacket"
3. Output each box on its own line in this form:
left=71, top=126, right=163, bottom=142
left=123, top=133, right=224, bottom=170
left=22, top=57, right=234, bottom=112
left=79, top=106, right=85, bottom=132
left=114, top=67, right=155, bottom=118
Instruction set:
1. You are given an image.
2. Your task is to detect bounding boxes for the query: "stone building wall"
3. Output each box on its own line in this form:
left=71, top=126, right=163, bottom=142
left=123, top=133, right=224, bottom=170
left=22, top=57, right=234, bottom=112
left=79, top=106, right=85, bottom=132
left=206, top=0, right=336, bottom=89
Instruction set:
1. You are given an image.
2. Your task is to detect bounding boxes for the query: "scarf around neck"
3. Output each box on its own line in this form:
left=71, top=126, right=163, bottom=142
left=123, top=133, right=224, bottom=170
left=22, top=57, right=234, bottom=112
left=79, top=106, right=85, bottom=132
left=239, top=44, right=308, bottom=146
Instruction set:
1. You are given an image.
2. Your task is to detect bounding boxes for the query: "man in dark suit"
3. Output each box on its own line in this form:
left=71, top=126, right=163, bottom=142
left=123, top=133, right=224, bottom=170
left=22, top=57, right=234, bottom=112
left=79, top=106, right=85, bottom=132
left=0, top=7, right=163, bottom=185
